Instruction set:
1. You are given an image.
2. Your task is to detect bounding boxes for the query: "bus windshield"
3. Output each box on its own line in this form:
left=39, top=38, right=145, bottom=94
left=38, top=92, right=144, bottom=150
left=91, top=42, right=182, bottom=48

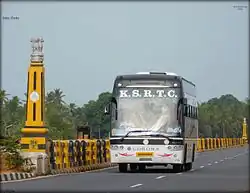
left=112, top=87, right=182, bottom=137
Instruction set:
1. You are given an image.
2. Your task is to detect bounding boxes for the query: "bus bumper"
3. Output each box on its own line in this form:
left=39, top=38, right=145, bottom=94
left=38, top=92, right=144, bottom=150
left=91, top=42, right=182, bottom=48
left=110, top=145, right=184, bottom=164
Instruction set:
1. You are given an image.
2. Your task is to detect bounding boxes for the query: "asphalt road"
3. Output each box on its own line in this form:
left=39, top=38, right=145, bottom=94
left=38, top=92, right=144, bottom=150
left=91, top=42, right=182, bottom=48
left=2, top=146, right=249, bottom=192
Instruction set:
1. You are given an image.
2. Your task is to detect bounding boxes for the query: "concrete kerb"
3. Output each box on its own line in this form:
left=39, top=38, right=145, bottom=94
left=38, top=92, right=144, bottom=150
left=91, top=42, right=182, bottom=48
left=50, top=162, right=113, bottom=175
left=0, top=172, right=36, bottom=182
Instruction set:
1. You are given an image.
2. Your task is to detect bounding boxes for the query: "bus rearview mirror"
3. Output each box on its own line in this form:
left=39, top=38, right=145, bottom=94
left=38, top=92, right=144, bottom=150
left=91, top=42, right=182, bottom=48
left=104, top=104, right=111, bottom=115
left=182, top=98, right=187, bottom=105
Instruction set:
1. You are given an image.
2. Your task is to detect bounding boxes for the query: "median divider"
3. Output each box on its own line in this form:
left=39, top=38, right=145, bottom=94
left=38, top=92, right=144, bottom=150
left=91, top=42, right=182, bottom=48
left=28, top=137, right=247, bottom=177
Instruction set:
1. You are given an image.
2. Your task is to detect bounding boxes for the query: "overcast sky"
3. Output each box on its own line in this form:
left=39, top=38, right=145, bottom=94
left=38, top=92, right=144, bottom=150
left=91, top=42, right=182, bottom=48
left=2, top=1, right=249, bottom=105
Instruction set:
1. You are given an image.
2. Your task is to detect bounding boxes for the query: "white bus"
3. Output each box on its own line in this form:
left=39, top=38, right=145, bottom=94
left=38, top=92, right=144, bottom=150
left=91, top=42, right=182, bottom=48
left=104, top=72, right=198, bottom=173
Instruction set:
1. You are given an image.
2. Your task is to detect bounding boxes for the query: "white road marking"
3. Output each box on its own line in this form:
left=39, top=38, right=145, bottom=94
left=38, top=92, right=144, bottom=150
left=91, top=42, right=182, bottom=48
left=214, top=161, right=218, bottom=164
left=200, top=166, right=205, bottom=168
left=225, top=152, right=246, bottom=161
left=190, top=169, right=195, bottom=172
left=176, top=173, right=182, bottom=175
left=156, top=176, right=165, bottom=179
left=130, top=184, right=143, bottom=188
left=208, top=163, right=212, bottom=166
left=220, top=160, right=224, bottom=162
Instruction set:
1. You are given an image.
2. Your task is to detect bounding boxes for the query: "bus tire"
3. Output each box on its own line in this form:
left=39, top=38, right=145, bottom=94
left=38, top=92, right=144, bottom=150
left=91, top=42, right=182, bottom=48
left=138, top=164, right=146, bottom=172
left=118, top=163, right=128, bottom=173
left=184, top=162, right=192, bottom=171
left=173, top=164, right=184, bottom=173
left=130, top=163, right=137, bottom=171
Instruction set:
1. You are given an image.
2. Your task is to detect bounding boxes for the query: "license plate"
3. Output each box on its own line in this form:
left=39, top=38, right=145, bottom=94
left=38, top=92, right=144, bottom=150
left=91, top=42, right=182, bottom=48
left=136, top=152, right=153, bottom=157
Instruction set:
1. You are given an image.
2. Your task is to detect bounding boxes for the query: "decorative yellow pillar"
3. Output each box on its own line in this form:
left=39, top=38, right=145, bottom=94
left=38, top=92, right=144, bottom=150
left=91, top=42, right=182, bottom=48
left=20, top=37, right=48, bottom=153
left=242, top=117, right=248, bottom=143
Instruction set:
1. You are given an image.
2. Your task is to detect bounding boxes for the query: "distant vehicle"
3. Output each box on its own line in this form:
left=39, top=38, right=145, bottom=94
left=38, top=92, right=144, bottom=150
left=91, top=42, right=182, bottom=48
left=104, top=71, right=198, bottom=172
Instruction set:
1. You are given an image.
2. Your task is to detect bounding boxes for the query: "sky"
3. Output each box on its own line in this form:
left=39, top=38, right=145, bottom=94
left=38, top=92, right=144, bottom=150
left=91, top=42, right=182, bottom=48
left=2, top=1, right=249, bottom=106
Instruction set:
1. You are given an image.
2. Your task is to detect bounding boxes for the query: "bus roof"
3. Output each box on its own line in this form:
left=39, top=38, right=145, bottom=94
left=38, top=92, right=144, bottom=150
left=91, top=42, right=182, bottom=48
left=115, top=73, right=195, bottom=87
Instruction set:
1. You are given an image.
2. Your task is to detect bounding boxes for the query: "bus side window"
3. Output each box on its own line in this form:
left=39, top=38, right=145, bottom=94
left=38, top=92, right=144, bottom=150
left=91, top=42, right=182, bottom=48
left=184, top=104, right=188, bottom=117
left=191, top=106, right=194, bottom=118
left=111, top=103, right=117, bottom=121
left=195, top=107, right=198, bottom=119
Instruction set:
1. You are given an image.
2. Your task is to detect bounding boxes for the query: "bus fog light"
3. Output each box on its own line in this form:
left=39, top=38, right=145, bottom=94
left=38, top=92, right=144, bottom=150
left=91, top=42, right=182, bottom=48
left=111, top=145, right=118, bottom=150
left=168, top=146, right=172, bottom=149
left=164, top=139, right=169, bottom=145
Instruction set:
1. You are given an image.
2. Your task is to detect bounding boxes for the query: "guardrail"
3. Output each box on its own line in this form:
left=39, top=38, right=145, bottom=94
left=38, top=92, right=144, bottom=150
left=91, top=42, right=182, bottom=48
left=34, top=137, right=247, bottom=175
left=43, top=139, right=112, bottom=175
left=196, top=138, right=247, bottom=152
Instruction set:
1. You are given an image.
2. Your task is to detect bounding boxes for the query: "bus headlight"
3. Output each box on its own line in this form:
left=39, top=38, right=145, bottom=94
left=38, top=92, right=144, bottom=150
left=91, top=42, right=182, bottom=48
left=164, top=139, right=170, bottom=145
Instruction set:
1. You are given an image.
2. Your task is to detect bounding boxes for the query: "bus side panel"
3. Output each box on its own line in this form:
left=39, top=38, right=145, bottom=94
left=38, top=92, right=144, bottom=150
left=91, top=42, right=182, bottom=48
left=183, top=91, right=198, bottom=163
left=184, top=119, right=198, bottom=163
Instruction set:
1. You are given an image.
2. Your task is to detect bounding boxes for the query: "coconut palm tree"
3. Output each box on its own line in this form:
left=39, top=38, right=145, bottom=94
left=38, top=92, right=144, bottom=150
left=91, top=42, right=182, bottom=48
left=0, top=89, right=9, bottom=105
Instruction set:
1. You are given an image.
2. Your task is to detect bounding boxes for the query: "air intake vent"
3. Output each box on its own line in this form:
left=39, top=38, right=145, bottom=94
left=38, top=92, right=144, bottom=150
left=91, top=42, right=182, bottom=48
left=136, top=71, right=178, bottom=76
left=149, top=72, right=166, bottom=75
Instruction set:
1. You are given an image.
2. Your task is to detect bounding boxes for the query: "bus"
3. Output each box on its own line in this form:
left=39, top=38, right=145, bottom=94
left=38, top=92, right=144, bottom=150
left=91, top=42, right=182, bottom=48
left=104, top=71, right=198, bottom=173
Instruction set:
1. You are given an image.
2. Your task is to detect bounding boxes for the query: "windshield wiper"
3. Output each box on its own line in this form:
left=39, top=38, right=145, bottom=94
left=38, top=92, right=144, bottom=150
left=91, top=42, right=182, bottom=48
left=144, top=133, right=170, bottom=140
left=120, top=130, right=171, bottom=142
left=120, top=130, right=148, bottom=141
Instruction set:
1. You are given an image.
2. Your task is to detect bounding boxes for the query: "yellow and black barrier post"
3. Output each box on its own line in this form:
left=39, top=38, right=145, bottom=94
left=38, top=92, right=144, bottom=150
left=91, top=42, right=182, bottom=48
left=80, top=140, right=87, bottom=166
left=102, top=140, right=107, bottom=162
left=105, top=139, right=111, bottom=162
left=204, top=138, right=208, bottom=150
left=85, top=139, right=92, bottom=166
left=91, top=140, right=97, bottom=165
left=96, top=139, right=102, bottom=164
left=54, top=140, right=62, bottom=170
left=196, top=138, right=201, bottom=152
left=60, top=141, right=66, bottom=169
left=47, top=139, right=56, bottom=170
left=217, top=138, right=220, bottom=149
left=206, top=138, right=210, bottom=150
left=69, top=140, right=75, bottom=168
left=63, top=140, right=70, bottom=169
left=210, top=138, right=214, bottom=150
left=201, top=138, right=205, bottom=151
left=75, top=140, right=82, bottom=167
left=225, top=138, right=229, bottom=148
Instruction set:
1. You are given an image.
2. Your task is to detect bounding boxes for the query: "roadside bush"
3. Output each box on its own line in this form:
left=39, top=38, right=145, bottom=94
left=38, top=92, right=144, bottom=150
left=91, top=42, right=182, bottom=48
left=0, top=137, right=25, bottom=170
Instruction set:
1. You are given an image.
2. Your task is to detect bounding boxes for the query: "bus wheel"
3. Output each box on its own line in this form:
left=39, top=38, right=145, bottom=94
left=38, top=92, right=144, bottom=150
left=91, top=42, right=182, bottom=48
left=173, top=164, right=184, bottom=173
left=130, top=164, right=137, bottom=171
left=138, top=164, right=146, bottom=172
left=184, top=163, right=192, bottom=171
left=119, top=163, right=128, bottom=173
